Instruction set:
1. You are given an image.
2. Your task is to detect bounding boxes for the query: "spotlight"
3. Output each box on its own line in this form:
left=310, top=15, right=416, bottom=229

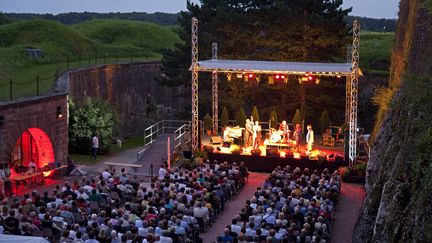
left=56, top=106, right=63, bottom=118
left=226, top=73, right=232, bottom=81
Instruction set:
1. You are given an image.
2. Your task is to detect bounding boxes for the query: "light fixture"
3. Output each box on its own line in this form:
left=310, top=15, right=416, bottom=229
left=56, top=106, right=63, bottom=118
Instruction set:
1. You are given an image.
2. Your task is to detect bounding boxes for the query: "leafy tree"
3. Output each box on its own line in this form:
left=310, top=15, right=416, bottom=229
left=221, top=106, right=229, bottom=127
left=160, top=0, right=351, bottom=128
left=69, top=98, right=116, bottom=154
left=235, top=108, right=247, bottom=126
left=320, top=109, right=330, bottom=134
left=203, top=113, right=213, bottom=131
left=0, top=12, right=7, bottom=25
left=269, top=110, right=278, bottom=129
left=251, top=106, right=260, bottom=122
left=292, top=109, right=302, bottom=126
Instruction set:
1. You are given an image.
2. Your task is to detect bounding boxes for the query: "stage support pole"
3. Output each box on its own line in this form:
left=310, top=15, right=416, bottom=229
left=191, top=17, right=199, bottom=154
left=345, top=76, right=351, bottom=124
left=349, top=19, right=360, bottom=167
left=212, top=42, right=218, bottom=135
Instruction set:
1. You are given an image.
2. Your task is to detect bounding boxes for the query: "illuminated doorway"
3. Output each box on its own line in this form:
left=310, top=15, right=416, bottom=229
left=11, top=128, right=55, bottom=171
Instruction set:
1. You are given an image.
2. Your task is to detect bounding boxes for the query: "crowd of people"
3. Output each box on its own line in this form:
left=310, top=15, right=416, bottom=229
left=0, top=160, right=249, bottom=243
left=218, top=166, right=340, bottom=243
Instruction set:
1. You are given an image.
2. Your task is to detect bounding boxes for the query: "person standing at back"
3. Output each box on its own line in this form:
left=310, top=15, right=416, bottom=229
left=92, top=134, right=99, bottom=160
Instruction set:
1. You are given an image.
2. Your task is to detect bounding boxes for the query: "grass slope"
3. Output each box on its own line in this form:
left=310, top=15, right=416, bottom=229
left=73, top=19, right=181, bottom=53
left=0, top=19, right=181, bottom=101
left=360, top=31, right=395, bottom=74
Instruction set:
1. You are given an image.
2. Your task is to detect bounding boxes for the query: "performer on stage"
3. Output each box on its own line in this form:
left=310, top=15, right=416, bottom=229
left=293, top=124, right=302, bottom=150
left=253, top=121, right=262, bottom=149
left=279, top=120, right=290, bottom=143
left=244, top=119, right=253, bottom=147
left=306, top=125, right=314, bottom=152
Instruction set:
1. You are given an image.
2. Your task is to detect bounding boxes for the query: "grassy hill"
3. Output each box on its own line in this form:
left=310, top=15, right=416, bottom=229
left=360, top=31, right=395, bottom=75
left=73, top=19, right=181, bottom=52
left=0, top=19, right=181, bottom=101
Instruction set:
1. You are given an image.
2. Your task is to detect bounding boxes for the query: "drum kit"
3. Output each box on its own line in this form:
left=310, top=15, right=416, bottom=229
left=269, top=128, right=291, bottom=143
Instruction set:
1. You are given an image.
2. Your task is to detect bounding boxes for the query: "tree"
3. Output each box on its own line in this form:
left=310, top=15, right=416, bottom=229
left=320, top=109, right=330, bottom=134
left=203, top=113, right=213, bottom=131
left=69, top=98, right=116, bottom=154
left=269, top=110, right=278, bottom=129
left=235, top=108, right=247, bottom=126
left=292, top=109, right=302, bottom=126
left=160, top=0, right=351, bottom=127
left=251, top=106, right=260, bottom=122
left=221, top=106, right=229, bottom=127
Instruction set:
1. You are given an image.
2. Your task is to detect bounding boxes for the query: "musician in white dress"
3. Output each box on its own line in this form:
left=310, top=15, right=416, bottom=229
left=245, top=119, right=253, bottom=147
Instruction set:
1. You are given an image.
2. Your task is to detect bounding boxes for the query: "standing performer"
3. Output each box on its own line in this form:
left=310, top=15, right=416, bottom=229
left=293, top=124, right=302, bottom=150
left=279, top=120, right=289, bottom=143
left=253, top=121, right=262, bottom=149
left=306, top=125, right=314, bottom=153
left=245, top=119, right=253, bottom=147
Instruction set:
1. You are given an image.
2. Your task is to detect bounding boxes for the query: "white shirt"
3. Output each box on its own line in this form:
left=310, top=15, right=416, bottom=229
left=306, top=129, right=314, bottom=144
left=159, top=168, right=167, bottom=180
left=92, top=136, right=99, bottom=148
left=102, top=171, right=111, bottom=180
left=231, top=224, right=242, bottom=235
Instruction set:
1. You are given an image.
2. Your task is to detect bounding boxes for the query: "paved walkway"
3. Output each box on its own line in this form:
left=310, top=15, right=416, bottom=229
left=330, top=182, right=365, bottom=243
left=200, top=172, right=269, bottom=243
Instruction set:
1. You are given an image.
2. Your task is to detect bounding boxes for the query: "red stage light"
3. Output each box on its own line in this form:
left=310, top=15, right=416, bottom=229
left=281, top=75, right=286, bottom=79
left=275, top=74, right=280, bottom=79
left=248, top=73, right=254, bottom=78
left=308, top=75, right=314, bottom=81
left=337, top=75, right=342, bottom=79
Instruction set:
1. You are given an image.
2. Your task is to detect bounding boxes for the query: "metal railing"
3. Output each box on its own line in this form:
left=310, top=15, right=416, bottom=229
left=358, top=134, right=371, bottom=163
left=137, top=120, right=190, bottom=161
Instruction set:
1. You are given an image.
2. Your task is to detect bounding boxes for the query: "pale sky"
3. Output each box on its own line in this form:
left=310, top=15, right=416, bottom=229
left=0, top=0, right=399, bottom=19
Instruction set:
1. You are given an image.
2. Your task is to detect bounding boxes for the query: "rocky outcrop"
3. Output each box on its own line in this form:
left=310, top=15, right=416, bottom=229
left=353, top=0, right=432, bottom=242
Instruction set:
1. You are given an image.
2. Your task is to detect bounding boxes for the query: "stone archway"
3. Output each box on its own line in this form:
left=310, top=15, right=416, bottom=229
left=11, top=127, right=55, bottom=171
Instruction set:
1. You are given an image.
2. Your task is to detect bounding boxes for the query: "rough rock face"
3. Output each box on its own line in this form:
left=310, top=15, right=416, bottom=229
left=353, top=0, right=432, bottom=242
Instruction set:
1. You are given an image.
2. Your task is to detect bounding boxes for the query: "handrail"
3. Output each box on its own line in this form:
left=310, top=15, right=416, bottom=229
left=137, top=120, right=190, bottom=161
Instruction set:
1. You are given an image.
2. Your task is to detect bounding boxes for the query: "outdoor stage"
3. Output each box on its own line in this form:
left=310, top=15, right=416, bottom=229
left=202, top=135, right=347, bottom=172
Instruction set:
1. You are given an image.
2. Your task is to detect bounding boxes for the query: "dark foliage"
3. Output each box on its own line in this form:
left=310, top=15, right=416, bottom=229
left=4, top=12, right=180, bottom=25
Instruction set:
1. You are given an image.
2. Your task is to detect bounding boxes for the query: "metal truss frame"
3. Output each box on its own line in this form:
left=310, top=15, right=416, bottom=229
left=190, top=18, right=360, bottom=166
left=212, top=42, right=218, bottom=134
left=349, top=19, right=360, bottom=167
left=191, top=17, right=199, bottom=153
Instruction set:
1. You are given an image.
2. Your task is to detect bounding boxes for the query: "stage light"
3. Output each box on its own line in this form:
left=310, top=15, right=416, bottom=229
left=56, top=106, right=63, bottom=118
left=248, top=73, right=254, bottom=78
left=308, top=75, right=314, bottom=81
left=226, top=73, right=232, bottom=81
left=236, top=73, right=243, bottom=79
left=337, top=75, right=342, bottom=79
left=275, top=74, right=280, bottom=79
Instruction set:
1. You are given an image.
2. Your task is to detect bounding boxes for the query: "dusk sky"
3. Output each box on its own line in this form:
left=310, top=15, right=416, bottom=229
left=0, top=0, right=399, bottom=19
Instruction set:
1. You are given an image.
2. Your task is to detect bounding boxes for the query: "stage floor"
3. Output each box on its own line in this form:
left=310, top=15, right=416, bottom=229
left=201, top=134, right=346, bottom=172
left=201, top=134, right=344, bottom=157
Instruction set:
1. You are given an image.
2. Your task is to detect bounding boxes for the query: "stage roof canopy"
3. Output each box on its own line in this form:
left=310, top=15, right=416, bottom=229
left=195, top=59, right=355, bottom=76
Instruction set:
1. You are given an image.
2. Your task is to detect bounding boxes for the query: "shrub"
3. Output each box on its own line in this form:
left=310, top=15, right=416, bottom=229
left=221, top=107, right=229, bottom=127
left=320, top=109, right=330, bottom=134
left=292, top=109, right=302, bottom=127
left=235, top=108, right=247, bottom=126
left=251, top=106, right=260, bottom=122
left=203, top=113, right=213, bottom=131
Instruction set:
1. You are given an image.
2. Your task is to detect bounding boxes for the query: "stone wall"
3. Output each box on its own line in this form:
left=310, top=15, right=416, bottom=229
left=0, top=94, right=68, bottom=165
left=353, top=0, right=432, bottom=242
left=66, top=62, right=185, bottom=136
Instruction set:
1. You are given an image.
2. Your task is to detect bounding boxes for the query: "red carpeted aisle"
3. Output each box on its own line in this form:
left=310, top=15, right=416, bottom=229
left=200, top=172, right=269, bottom=243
